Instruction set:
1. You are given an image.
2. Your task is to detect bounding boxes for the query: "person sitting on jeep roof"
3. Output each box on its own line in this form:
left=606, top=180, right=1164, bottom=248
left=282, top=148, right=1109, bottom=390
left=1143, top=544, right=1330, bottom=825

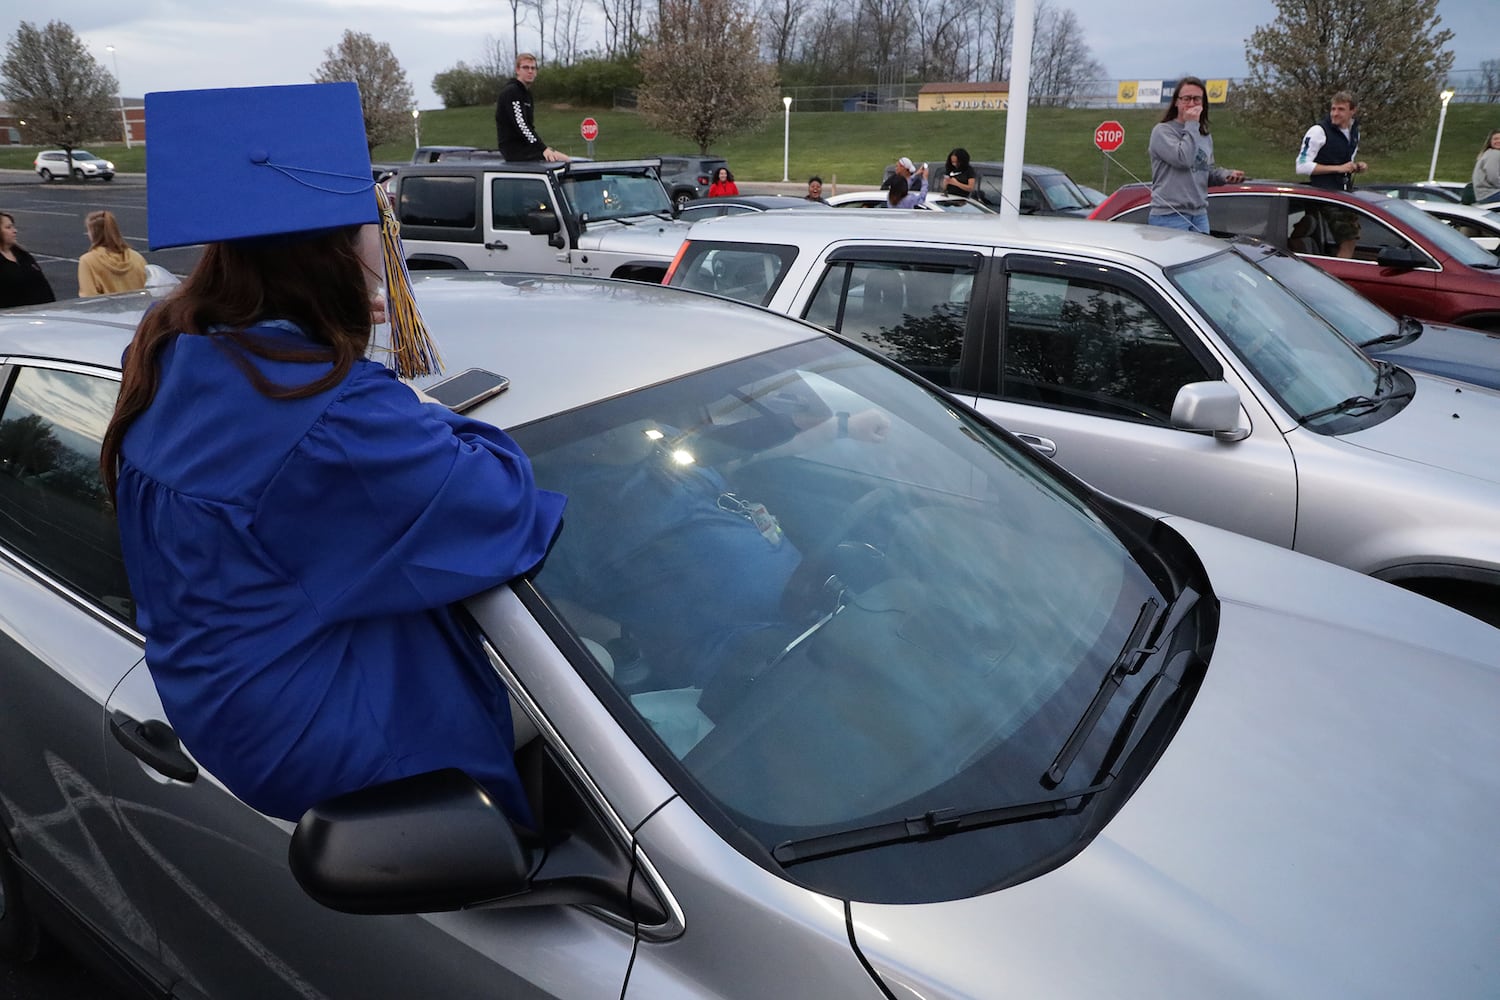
left=495, top=53, right=569, bottom=163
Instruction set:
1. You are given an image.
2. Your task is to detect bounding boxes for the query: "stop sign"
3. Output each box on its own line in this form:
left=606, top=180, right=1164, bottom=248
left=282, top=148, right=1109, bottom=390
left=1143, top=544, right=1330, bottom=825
left=1094, top=121, right=1125, bottom=153
left=580, top=117, right=599, bottom=142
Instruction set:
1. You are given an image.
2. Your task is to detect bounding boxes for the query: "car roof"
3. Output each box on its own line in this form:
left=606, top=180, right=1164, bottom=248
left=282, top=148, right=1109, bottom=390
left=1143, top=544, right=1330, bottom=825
left=0, top=275, right=824, bottom=427
left=682, top=195, right=830, bottom=210
left=686, top=210, right=1225, bottom=269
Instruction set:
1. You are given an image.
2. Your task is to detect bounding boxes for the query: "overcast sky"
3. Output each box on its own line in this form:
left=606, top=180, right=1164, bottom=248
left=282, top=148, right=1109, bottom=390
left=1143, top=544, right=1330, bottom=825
left=2, top=0, right=1492, bottom=111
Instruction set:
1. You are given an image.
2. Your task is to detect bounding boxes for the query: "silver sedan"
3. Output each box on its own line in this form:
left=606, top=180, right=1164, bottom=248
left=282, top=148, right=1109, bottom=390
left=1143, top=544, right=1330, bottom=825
left=1, top=275, right=1498, bottom=998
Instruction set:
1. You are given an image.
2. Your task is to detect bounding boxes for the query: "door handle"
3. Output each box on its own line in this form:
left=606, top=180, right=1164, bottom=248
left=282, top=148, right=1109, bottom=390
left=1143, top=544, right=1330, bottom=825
left=1014, top=433, right=1057, bottom=458
left=110, top=713, right=199, bottom=783
left=483, top=240, right=510, bottom=250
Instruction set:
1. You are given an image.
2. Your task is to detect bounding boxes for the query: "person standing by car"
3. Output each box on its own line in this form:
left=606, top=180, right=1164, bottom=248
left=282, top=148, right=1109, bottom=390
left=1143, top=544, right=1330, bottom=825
left=101, top=82, right=566, bottom=826
left=1296, top=91, right=1367, bottom=191
left=78, top=210, right=148, bottom=297
left=495, top=53, right=568, bottom=163
left=1473, top=128, right=1500, bottom=203
left=0, top=211, right=56, bottom=307
left=881, top=157, right=929, bottom=198
left=942, top=148, right=977, bottom=198
left=884, top=174, right=926, bottom=209
left=1147, top=76, right=1244, bottom=233
left=709, top=167, right=739, bottom=197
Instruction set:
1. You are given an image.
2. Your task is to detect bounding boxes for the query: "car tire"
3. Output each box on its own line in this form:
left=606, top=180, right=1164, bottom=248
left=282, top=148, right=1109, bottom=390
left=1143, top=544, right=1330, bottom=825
left=0, top=827, right=44, bottom=963
left=38, top=169, right=52, bottom=182
left=674, top=191, right=692, bottom=212
left=102, top=175, right=114, bottom=183
left=73, top=168, right=85, bottom=180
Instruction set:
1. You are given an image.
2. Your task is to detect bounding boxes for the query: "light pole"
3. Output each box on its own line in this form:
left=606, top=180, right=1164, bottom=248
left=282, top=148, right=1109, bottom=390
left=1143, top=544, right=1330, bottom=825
left=1428, top=87, right=1455, bottom=182
left=412, top=108, right=421, bottom=150
left=105, top=45, right=131, bottom=149
left=781, top=96, right=792, bottom=183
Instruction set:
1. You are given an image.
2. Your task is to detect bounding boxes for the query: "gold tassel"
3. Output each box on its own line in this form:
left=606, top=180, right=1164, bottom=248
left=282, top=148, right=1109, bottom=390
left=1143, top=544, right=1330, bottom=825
left=376, top=185, right=442, bottom=379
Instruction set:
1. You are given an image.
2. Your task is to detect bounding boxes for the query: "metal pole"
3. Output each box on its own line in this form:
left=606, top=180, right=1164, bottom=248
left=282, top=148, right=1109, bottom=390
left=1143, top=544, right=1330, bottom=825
left=413, top=109, right=420, bottom=149
left=107, top=45, right=131, bottom=149
left=1428, top=89, right=1454, bottom=182
left=782, top=97, right=792, bottom=183
left=1000, top=0, right=1036, bottom=220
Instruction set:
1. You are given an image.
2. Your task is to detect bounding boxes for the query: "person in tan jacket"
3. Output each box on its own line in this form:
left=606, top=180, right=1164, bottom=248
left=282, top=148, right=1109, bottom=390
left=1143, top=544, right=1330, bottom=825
left=78, top=210, right=147, bottom=296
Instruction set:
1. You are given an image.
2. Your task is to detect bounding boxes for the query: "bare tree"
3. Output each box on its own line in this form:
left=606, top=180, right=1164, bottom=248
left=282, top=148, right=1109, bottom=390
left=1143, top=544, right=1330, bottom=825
left=637, top=0, right=776, bottom=153
left=1241, top=0, right=1453, bottom=153
left=507, top=0, right=531, bottom=66
left=1029, top=1, right=1105, bottom=106
left=548, top=0, right=591, bottom=64
left=0, top=20, right=119, bottom=166
left=598, top=0, right=648, bottom=58
left=910, top=0, right=967, bottom=81
left=313, top=30, right=417, bottom=153
left=1472, top=58, right=1500, bottom=103
left=760, top=0, right=810, bottom=69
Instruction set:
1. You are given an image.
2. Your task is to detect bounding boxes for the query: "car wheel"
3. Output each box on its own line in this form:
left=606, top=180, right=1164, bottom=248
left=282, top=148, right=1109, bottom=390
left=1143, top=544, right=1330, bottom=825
left=101, top=175, right=114, bottom=183
left=0, top=828, right=44, bottom=962
left=73, top=168, right=85, bottom=180
left=38, top=169, right=52, bottom=182
left=674, top=191, right=691, bottom=212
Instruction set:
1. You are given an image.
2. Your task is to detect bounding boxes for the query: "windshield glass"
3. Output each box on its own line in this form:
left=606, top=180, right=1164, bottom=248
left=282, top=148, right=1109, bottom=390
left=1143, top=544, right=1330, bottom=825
left=560, top=168, right=673, bottom=222
left=1172, top=250, right=1382, bottom=421
left=517, top=338, right=1197, bottom=901
left=1355, top=193, right=1500, bottom=267
left=1256, top=249, right=1397, bottom=345
left=1036, top=173, right=1090, bottom=211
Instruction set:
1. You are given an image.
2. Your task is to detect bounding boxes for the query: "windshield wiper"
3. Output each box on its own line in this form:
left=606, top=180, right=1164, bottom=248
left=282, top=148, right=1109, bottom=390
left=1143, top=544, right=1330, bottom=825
left=1359, top=315, right=1423, bottom=348
left=1041, top=588, right=1199, bottom=789
left=1298, top=379, right=1414, bottom=426
left=771, top=782, right=1110, bottom=866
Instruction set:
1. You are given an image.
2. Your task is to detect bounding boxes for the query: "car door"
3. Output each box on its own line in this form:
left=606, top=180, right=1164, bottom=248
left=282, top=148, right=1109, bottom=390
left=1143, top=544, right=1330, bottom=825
left=485, top=173, right=569, bottom=274
left=0, top=360, right=164, bottom=977
left=973, top=255, right=1299, bottom=548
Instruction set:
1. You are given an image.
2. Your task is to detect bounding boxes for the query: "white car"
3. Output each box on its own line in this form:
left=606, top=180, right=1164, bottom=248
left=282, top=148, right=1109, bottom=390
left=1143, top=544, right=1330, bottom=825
left=33, top=149, right=115, bottom=182
left=668, top=211, right=1500, bottom=625
left=826, top=190, right=995, bottom=213
left=1409, top=198, right=1500, bottom=253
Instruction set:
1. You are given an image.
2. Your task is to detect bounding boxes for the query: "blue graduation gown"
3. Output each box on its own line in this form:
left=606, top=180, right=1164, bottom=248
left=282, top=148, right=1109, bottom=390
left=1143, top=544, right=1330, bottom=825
left=115, top=322, right=565, bottom=823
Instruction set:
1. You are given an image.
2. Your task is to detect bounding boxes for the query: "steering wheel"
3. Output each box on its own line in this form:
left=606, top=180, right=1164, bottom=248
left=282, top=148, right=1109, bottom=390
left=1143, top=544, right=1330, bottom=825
left=781, top=486, right=897, bottom=616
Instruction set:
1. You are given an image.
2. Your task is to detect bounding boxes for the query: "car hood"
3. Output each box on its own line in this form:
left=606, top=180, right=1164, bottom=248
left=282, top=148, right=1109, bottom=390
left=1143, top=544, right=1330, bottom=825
left=851, top=519, right=1500, bottom=999
left=1336, top=371, right=1500, bottom=487
left=1374, top=320, right=1500, bottom=391
left=576, top=217, right=692, bottom=257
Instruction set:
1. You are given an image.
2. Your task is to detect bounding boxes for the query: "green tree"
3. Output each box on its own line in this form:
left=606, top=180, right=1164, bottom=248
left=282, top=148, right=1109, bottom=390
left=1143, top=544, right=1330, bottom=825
left=636, top=0, right=777, bottom=154
left=1240, top=0, right=1454, bottom=154
left=0, top=20, right=119, bottom=169
left=313, top=30, right=417, bottom=153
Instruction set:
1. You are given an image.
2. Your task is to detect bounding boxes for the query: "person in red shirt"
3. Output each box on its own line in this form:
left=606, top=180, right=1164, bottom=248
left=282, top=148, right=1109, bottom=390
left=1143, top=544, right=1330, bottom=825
left=709, top=167, right=739, bottom=197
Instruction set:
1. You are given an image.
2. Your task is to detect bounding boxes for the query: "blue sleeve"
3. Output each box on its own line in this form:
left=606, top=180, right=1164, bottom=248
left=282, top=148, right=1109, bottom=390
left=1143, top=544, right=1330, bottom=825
left=253, top=363, right=565, bottom=621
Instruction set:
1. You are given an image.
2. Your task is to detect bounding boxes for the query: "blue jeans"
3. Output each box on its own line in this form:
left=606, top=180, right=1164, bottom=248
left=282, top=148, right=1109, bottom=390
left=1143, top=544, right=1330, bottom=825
left=1148, top=211, right=1209, bottom=234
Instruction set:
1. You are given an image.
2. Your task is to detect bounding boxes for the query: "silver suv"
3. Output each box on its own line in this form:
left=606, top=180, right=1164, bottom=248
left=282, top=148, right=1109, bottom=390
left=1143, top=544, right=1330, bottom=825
left=34, top=149, right=115, bottom=182
left=668, top=211, right=1500, bottom=623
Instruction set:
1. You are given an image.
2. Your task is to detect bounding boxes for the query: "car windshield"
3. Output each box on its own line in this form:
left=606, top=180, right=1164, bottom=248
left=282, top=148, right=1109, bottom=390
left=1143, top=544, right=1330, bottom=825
left=1035, top=173, right=1090, bottom=211
left=1171, top=249, right=1387, bottom=424
left=1355, top=193, right=1499, bottom=267
left=70, top=151, right=101, bottom=161
left=516, top=337, right=1200, bottom=901
left=1255, top=249, right=1398, bottom=345
left=559, top=168, right=673, bottom=222
left=936, top=197, right=993, bottom=214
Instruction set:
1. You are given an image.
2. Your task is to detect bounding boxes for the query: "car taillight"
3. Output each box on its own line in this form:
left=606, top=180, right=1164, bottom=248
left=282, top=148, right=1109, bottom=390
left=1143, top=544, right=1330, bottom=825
left=697, top=175, right=710, bottom=185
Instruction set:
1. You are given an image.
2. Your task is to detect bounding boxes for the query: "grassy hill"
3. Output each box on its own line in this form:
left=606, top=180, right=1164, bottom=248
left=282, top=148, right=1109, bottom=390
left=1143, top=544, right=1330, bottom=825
left=3, top=100, right=1493, bottom=193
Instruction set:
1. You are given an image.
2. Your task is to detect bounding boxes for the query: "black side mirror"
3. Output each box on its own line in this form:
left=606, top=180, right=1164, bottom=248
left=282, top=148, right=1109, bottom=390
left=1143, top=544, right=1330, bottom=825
left=526, top=211, right=562, bottom=237
left=1374, top=246, right=1428, bottom=270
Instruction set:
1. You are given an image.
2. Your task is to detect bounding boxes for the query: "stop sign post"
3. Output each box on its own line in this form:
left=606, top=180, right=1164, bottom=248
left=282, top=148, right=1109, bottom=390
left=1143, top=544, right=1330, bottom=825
left=1094, top=121, right=1125, bottom=153
left=580, top=117, right=598, bottom=156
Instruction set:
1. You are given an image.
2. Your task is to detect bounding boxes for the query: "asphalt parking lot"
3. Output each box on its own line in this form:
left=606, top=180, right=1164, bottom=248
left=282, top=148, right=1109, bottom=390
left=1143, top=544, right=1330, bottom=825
left=0, top=170, right=201, bottom=301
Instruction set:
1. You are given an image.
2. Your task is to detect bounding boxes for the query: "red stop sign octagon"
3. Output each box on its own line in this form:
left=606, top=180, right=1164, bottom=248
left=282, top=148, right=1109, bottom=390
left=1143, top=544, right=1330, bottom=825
left=1095, top=121, right=1125, bottom=153
left=580, top=117, right=599, bottom=141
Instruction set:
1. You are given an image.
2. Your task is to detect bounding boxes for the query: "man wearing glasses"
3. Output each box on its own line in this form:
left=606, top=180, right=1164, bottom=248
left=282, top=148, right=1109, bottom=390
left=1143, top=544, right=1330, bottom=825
left=1296, top=91, right=1367, bottom=191
left=495, top=54, right=569, bottom=162
left=1146, top=75, right=1245, bottom=233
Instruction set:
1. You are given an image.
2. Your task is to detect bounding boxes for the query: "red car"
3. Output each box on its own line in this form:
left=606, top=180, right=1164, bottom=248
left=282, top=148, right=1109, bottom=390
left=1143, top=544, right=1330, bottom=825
left=1091, top=181, right=1500, bottom=331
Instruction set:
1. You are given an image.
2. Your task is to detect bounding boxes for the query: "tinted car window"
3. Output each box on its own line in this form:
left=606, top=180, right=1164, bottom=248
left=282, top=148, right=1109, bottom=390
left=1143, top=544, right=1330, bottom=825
left=1207, top=195, right=1276, bottom=241
left=670, top=242, right=800, bottom=306
left=0, top=366, right=133, bottom=624
left=803, top=258, right=977, bottom=389
left=1363, top=194, right=1500, bottom=266
left=398, top=175, right=477, bottom=228
left=490, top=177, right=554, bottom=230
left=1001, top=269, right=1209, bottom=423
left=1288, top=198, right=1415, bottom=263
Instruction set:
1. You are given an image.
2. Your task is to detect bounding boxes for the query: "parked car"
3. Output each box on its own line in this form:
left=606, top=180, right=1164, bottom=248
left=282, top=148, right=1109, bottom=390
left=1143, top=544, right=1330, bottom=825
left=888, top=161, right=1093, bottom=216
left=657, top=154, right=729, bottom=210
left=1360, top=182, right=1464, bottom=203
left=1091, top=180, right=1500, bottom=330
left=1408, top=199, right=1500, bottom=253
left=675, top=194, right=835, bottom=223
left=668, top=211, right=1500, bottom=623
left=826, top=191, right=996, bottom=213
left=3, top=276, right=1499, bottom=999
left=33, top=149, right=114, bottom=182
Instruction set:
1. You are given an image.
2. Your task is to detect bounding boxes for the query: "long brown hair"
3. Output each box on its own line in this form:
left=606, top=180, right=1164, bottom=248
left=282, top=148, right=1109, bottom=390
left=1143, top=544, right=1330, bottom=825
left=1480, top=129, right=1500, bottom=159
left=100, top=226, right=374, bottom=494
left=1160, top=75, right=1212, bottom=135
left=86, top=210, right=130, bottom=254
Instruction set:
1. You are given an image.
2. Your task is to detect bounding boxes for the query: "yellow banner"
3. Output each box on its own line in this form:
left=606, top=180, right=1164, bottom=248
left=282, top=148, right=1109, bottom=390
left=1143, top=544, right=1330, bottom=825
left=1117, top=80, right=1138, bottom=103
left=1206, top=79, right=1229, bottom=104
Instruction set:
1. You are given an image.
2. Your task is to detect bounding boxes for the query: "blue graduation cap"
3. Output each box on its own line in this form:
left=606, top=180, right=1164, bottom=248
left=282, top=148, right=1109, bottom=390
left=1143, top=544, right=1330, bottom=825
left=146, top=82, right=378, bottom=250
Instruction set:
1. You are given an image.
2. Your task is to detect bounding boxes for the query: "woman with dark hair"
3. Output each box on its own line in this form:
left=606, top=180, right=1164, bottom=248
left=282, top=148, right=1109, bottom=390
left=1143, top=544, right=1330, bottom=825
left=78, top=209, right=148, bottom=296
left=942, top=148, right=977, bottom=197
left=0, top=211, right=56, bottom=307
left=1146, top=76, right=1244, bottom=233
left=884, top=173, right=925, bottom=209
left=1473, top=129, right=1500, bottom=204
left=709, top=166, right=739, bottom=197
left=102, top=83, right=565, bottom=826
